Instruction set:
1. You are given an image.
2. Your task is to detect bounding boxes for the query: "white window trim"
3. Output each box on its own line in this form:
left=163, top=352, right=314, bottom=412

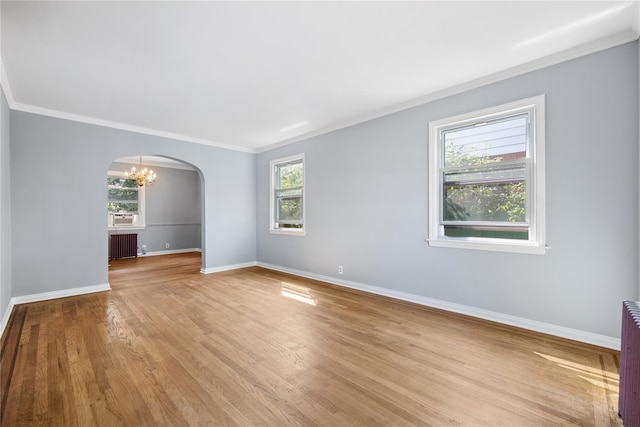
left=428, top=95, right=546, bottom=254
left=269, top=153, right=306, bottom=236
left=107, top=170, right=146, bottom=231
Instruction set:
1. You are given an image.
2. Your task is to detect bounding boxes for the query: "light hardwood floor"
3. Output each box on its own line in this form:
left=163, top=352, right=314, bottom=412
left=1, top=252, right=622, bottom=426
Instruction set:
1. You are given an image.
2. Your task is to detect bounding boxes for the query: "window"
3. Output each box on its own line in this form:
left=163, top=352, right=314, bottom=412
left=270, top=154, right=305, bottom=235
left=428, top=95, right=545, bottom=254
left=107, top=171, right=145, bottom=229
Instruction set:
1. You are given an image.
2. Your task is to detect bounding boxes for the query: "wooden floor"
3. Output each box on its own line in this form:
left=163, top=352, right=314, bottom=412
left=1, top=252, right=622, bottom=426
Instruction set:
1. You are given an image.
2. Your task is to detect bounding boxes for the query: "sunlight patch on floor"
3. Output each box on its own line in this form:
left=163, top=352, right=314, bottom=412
left=534, top=351, right=619, bottom=393
left=281, top=283, right=317, bottom=306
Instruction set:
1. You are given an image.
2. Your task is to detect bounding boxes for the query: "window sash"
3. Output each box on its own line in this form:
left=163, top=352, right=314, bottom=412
left=107, top=203, right=139, bottom=214
left=108, top=171, right=145, bottom=227
left=442, top=113, right=529, bottom=167
left=275, top=194, right=303, bottom=222
left=440, top=159, right=529, bottom=227
left=270, top=154, right=305, bottom=233
left=438, top=114, right=531, bottom=232
left=108, top=186, right=140, bottom=213
left=108, top=190, right=139, bottom=202
left=275, top=161, right=303, bottom=189
left=427, top=95, right=545, bottom=253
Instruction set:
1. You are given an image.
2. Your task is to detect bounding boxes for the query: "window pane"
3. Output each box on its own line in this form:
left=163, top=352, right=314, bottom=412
left=444, top=115, right=527, bottom=167
left=107, top=202, right=138, bottom=213
left=443, top=180, right=526, bottom=223
left=277, top=162, right=303, bottom=189
left=277, top=197, right=302, bottom=221
left=108, top=188, right=138, bottom=202
left=271, top=155, right=305, bottom=232
left=108, top=177, right=138, bottom=188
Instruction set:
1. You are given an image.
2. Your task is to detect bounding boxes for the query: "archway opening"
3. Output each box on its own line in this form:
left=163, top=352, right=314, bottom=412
left=106, top=155, right=204, bottom=286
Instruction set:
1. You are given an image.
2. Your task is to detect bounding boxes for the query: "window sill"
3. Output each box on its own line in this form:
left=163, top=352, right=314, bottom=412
left=108, top=226, right=146, bottom=231
left=427, top=237, right=546, bottom=255
left=269, top=228, right=306, bottom=236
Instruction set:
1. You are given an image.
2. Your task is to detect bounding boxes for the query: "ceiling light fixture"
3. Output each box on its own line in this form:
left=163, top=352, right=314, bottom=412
left=125, top=156, right=157, bottom=187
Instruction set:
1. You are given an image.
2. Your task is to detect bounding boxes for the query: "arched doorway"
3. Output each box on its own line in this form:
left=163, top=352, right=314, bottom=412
left=106, top=155, right=204, bottom=284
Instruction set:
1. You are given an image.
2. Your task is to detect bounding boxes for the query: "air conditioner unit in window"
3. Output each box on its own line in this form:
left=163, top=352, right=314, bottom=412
left=113, top=213, right=135, bottom=225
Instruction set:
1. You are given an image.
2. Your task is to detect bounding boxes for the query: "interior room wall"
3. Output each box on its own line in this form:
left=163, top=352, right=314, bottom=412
left=10, top=111, right=256, bottom=297
left=256, top=41, right=640, bottom=342
left=0, top=87, right=11, bottom=325
left=108, top=161, right=202, bottom=254
left=2, top=38, right=638, bottom=347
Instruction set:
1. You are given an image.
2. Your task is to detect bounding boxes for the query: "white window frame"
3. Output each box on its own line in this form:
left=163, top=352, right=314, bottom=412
left=428, top=95, right=546, bottom=254
left=269, top=154, right=306, bottom=236
left=107, top=170, right=146, bottom=230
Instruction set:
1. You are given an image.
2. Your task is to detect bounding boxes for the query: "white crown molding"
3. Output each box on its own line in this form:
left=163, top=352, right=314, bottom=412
left=634, top=2, right=640, bottom=36
left=256, top=30, right=639, bottom=153
left=0, top=56, right=16, bottom=107
left=9, top=101, right=254, bottom=153
left=0, top=62, right=248, bottom=154
left=1, top=57, right=250, bottom=153
left=1, top=62, right=248, bottom=153
left=257, top=262, right=621, bottom=350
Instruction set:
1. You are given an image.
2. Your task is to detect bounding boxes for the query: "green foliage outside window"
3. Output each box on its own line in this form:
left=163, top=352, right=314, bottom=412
left=107, top=177, right=139, bottom=213
left=443, top=140, right=527, bottom=240
left=444, top=140, right=526, bottom=223
left=275, top=161, right=303, bottom=228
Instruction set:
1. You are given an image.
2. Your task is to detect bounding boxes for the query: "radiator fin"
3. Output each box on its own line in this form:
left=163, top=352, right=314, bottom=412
left=619, top=300, right=640, bottom=427
left=109, top=234, right=138, bottom=260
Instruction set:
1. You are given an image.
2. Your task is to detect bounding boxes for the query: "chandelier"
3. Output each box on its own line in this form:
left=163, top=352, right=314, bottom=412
left=125, top=156, right=157, bottom=187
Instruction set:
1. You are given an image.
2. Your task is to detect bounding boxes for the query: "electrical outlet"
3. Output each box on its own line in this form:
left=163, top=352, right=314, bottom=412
left=165, top=243, right=170, bottom=249
left=338, top=265, right=344, bottom=275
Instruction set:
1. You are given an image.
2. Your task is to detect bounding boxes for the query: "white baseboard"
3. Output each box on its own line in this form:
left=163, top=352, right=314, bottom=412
left=257, top=262, right=621, bottom=351
left=201, top=261, right=257, bottom=275
left=11, top=283, right=111, bottom=305
left=139, top=248, right=201, bottom=257
left=0, top=283, right=111, bottom=339
left=0, top=298, right=16, bottom=340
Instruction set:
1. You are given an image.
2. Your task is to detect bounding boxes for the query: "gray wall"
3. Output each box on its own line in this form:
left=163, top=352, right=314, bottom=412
left=10, top=112, right=256, bottom=296
left=257, top=41, right=640, bottom=340
left=0, top=87, right=11, bottom=322
left=108, top=161, right=201, bottom=254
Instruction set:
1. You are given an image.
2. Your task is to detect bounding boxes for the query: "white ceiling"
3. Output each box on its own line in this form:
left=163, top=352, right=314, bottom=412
left=2, top=1, right=639, bottom=153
